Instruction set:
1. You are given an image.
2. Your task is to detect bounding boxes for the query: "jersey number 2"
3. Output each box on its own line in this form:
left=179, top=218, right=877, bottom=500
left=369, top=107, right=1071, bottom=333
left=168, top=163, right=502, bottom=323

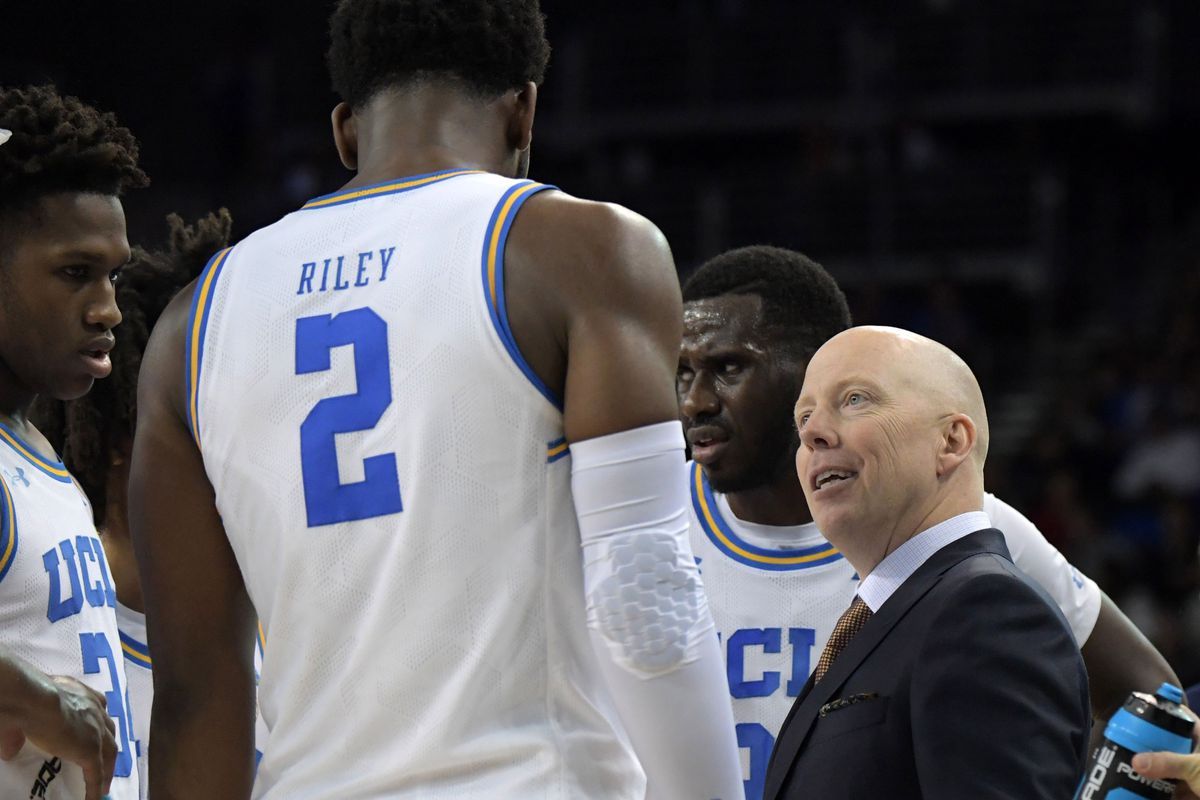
left=295, top=307, right=403, bottom=526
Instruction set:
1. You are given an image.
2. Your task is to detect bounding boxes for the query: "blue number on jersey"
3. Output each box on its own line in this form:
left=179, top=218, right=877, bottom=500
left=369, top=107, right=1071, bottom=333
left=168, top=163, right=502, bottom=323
left=295, top=307, right=403, bottom=526
left=737, top=722, right=774, bottom=800
left=79, top=632, right=134, bottom=778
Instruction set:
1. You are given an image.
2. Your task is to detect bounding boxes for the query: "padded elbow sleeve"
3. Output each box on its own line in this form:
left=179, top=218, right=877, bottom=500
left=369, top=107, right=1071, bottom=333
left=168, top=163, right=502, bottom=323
left=570, top=421, right=712, bottom=677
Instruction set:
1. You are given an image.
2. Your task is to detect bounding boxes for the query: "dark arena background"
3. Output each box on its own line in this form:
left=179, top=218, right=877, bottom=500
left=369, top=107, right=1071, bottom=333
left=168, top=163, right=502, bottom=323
left=5, top=1, right=1200, bottom=684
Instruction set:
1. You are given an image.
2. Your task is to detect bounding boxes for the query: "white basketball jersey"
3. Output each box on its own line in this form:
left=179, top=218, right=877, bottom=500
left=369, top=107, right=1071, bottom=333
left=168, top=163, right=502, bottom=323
left=686, top=462, right=1103, bottom=800
left=116, top=601, right=270, bottom=799
left=0, top=424, right=139, bottom=800
left=188, top=170, right=640, bottom=799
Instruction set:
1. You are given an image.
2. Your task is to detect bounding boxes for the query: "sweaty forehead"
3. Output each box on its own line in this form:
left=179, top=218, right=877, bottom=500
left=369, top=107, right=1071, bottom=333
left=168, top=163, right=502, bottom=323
left=681, top=294, right=767, bottom=350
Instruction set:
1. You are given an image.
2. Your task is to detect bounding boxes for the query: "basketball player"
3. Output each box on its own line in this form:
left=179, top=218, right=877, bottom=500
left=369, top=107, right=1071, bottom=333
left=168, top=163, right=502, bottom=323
left=32, top=210, right=270, bottom=799
left=0, top=84, right=146, bottom=800
left=129, top=1, right=741, bottom=797
left=677, top=245, right=1179, bottom=799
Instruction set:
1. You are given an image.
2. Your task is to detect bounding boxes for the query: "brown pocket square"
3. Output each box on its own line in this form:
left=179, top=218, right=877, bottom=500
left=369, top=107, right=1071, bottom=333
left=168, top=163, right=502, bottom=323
left=818, top=692, right=880, bottom=717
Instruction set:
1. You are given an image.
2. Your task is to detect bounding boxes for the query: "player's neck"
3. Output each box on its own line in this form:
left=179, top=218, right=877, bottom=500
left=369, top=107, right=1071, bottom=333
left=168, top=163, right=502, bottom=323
left=346, top=90, right=517, bottom=189
left=0, top=401, right=56, bottom=462
left=724, top=474, right=813, bottom=528
left=0, top=365, right=37, bottom=425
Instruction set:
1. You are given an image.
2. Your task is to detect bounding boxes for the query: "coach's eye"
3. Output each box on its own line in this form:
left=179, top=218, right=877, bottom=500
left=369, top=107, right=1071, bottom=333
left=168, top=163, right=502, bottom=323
left=108, top=266, right=124, bottom=285
left=61, top=265, right=88, bottom=280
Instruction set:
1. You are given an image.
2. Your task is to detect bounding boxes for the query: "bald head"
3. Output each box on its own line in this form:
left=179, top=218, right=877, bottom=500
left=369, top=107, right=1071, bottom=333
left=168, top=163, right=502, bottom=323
left=793, top=326, right=989, bottom=574
left=821, top=326, right=988, bottom=467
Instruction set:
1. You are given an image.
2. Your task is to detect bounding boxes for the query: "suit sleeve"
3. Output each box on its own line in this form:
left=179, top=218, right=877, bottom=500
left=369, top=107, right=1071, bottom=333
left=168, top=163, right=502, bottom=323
left=910, top=567, right=1091, bottom=800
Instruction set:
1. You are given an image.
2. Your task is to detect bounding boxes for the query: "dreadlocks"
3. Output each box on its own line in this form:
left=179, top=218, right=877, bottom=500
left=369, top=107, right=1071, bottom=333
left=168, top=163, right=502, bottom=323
left=0, top=84, right=147, bottom=239
left=32, top=210, right=232, bottom=524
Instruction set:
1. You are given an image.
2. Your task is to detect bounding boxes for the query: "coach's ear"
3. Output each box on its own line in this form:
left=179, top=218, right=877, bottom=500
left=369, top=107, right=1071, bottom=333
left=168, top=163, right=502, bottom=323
left=331, top=102, right=358, bottom=170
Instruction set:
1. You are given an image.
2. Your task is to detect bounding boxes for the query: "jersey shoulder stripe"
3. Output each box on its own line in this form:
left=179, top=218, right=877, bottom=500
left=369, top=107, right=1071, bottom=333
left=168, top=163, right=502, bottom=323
left=546, top=437, right=569, bottom=463
left=0, top=474, right=16, bottom=582
left=119, top=631, right=152, bottom=670
left=689, top=462, right=843, bottom=571
left=480, top=180, right=560, bottom=409
left=185, top=246, right=235, bottom=447
left=0, top=421, right=72, bottom=482
left=300, top=168, right=484, bottom=210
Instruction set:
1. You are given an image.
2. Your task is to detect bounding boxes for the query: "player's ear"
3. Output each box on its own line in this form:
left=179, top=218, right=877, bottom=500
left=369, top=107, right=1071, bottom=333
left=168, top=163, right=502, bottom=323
left=508, top=81, right=537, bottom=153
left=331, top=102, right=358, bottom=171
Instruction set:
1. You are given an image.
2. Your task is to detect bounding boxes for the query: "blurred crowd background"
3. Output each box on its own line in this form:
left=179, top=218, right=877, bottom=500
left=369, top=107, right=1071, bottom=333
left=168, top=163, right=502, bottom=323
left=5, top=0, right=1200, bottom=683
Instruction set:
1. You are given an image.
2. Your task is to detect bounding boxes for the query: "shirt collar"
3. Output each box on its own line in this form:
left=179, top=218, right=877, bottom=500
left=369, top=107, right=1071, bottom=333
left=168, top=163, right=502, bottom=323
left=857, top=510, right=991, bottom=612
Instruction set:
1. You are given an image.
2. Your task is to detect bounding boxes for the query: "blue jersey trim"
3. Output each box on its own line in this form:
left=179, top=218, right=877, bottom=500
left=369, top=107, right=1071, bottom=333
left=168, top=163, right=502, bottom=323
left=301, top=169, right=484, bottom=210
left=481, top=181, right=561, bottom=410
left=185, top=247, right=234, bottom=448
left=690, top=462, right=844, bottom=571
left=546, top=437, right=569, bottom=463
left=119, top=631, right=153, bottom=670
left=0, top=422, right=73, bottom=483
left=0, top=475, right=17, bottom=582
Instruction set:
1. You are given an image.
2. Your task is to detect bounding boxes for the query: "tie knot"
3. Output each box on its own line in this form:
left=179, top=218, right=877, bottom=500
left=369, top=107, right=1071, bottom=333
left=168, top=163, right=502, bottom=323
left=813, top=596, right=874, bottom=684
left=841, top=595, right=872, bottom=633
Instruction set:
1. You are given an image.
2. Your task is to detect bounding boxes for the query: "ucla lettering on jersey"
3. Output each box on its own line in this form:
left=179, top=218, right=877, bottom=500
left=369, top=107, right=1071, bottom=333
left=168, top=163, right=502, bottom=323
left=688, top=462, right=858, bottom=800
left=0, top=422, right=140, bottom=800
left=188, top=170, right=643, bottom=798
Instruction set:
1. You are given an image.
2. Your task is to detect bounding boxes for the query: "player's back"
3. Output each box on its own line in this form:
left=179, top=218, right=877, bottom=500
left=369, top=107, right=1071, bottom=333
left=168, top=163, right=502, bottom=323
left=189, top=170, right=642, bottom=798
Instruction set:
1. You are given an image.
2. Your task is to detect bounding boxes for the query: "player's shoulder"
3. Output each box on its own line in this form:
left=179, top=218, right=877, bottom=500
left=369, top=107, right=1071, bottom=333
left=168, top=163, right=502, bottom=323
left=510, top=189, right=677, bottom=318
left=982, top=491, right=1026, bottom=527
left=513, top=190, right=670, bottom=271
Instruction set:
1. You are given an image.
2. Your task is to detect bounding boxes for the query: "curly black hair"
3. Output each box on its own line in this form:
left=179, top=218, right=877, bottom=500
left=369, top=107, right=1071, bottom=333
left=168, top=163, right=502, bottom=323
left=683, top=245, right=852, bottom=361
left=328, top=0, right=551, bottom=109
left=32, top=210, right=232, bottom=525
left=0, top=85, right=148, bottom=223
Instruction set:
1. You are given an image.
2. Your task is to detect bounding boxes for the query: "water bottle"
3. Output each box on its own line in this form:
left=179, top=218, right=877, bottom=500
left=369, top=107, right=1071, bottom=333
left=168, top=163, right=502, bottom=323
left=1074, top=682, right=1196, bottom=799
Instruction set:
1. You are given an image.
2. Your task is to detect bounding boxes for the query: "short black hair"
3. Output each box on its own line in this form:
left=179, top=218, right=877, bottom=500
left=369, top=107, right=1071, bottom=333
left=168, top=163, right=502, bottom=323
left=0, top=85, right=147, bottom=222
left=328, top=0, right=551, bottom=109
left=32, top=210, right=232, bottom=525
left=683, top=245, right=852, bottom=360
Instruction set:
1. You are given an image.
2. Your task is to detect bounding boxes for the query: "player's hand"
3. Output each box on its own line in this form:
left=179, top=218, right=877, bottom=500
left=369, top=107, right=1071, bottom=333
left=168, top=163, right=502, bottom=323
left=1131, top=719, right=1200, bottom=799
left=0, top=675, right=117, bottom=800
left=1131, top=751, right=1200, bottom=797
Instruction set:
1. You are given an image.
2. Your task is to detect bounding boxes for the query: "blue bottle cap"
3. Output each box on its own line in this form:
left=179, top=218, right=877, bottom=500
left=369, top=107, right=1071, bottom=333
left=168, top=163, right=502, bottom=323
left=1156, top=683, right=1185, bottom=705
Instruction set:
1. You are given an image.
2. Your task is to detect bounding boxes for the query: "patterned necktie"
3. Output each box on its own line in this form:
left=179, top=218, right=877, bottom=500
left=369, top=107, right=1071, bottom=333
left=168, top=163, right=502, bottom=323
left=813, top=596, right=873, bottom=684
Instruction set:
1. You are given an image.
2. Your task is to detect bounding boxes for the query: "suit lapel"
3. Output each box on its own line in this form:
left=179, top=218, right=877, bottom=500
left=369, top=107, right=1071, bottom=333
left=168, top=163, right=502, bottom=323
left=763, top=529, right=1010, bottom=800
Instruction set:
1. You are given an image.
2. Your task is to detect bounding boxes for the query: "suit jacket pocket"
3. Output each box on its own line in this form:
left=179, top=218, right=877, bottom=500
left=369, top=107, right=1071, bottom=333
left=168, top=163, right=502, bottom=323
left=808, top=695, right=890, bottom=744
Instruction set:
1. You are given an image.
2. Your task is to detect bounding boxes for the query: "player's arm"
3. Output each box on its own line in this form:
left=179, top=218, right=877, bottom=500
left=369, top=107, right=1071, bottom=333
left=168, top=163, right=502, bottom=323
left=1083, top=593, right=1179, bottom=718
left=986, top=494, right=1178, bottom=719
left=0, top=651, right=116, bottom=800
left=506, top=195, right=743, bottom=800
left=911, top=573, right=1091, bottom=799
left=128, top=283, right=257, bottom=799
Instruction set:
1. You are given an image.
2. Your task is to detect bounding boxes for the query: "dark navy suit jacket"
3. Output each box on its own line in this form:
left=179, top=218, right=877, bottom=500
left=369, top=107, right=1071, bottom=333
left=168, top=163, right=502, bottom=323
left=764, top=529, right=1090, bottom=800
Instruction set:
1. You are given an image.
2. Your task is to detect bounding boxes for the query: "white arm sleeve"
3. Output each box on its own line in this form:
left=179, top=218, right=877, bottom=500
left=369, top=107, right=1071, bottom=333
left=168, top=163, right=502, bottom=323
left=984, top=492, right=1102, bottom=644
left=571, top=421, right=743, bottom=800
